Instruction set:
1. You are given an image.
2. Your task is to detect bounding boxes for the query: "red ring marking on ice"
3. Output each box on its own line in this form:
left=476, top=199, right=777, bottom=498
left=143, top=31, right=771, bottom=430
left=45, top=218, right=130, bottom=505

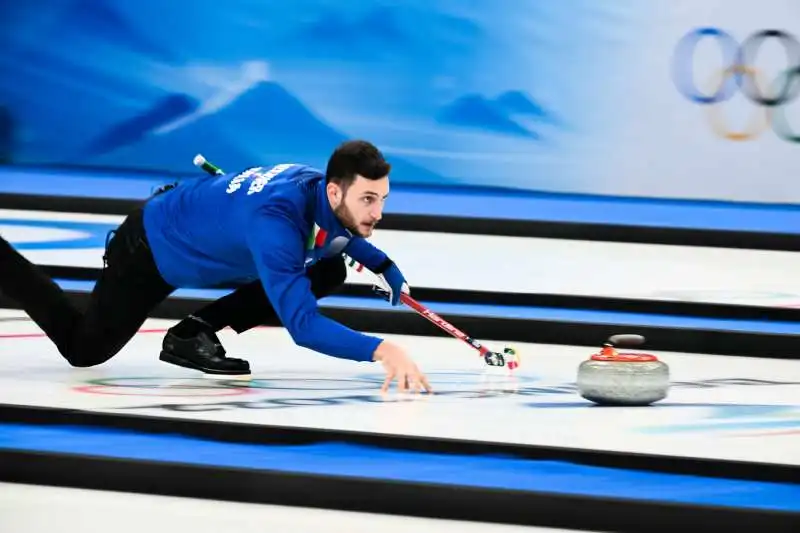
left=0, top=328, right=169, bottom=339
left=590, top=352, right=658, bottom=362
left=0, top=326, right=275, bottom=340
left=73, top=384, right=254, bottom=397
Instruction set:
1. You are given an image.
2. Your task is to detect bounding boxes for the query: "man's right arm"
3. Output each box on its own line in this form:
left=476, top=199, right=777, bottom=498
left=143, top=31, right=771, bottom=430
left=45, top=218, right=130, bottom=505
left=246, top=206, right=384, bottom=362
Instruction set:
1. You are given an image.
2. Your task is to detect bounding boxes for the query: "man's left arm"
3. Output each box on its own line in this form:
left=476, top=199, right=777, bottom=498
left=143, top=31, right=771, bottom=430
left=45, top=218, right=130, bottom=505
left=344, top=237, right=409, bottom=306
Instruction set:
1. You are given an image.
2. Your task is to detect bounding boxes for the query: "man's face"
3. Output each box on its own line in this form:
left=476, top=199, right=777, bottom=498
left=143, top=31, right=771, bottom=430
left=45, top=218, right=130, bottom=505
left=328, top=174, right=389, bottom=237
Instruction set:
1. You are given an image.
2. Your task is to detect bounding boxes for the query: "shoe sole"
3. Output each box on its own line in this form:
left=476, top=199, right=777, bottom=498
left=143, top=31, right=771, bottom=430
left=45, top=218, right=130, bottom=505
left=159, top=351, right=251, bottom=376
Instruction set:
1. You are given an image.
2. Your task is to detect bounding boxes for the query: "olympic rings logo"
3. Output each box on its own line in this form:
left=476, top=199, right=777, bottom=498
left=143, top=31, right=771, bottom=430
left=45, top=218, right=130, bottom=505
left=672, top=28, right=800, bottom=142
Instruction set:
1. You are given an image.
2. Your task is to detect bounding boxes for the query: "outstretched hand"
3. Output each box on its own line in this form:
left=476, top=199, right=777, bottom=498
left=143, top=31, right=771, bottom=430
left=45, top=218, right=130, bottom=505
left=373, top=340, right=432, bottom=393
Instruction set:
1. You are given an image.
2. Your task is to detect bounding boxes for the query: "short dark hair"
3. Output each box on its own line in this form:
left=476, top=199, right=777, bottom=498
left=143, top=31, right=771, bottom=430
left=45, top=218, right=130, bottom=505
left=325, top=140, right=391, bottom=189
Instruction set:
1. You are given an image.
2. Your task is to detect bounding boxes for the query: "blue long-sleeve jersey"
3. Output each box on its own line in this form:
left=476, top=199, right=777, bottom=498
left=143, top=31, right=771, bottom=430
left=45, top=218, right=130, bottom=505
left=142, top=164, right=390, bottom=362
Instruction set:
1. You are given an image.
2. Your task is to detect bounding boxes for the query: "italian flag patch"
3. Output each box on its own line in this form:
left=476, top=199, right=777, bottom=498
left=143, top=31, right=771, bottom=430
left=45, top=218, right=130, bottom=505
left=346, top=255, right=364, bottom=272
left=307, top=224, right=327, bottom=251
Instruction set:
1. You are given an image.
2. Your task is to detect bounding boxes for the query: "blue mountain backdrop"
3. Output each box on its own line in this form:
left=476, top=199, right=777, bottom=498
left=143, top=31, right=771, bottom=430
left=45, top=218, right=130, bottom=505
left=436, top=90, right=561, bottom=138
left=80, top=81, right=451, bottom=184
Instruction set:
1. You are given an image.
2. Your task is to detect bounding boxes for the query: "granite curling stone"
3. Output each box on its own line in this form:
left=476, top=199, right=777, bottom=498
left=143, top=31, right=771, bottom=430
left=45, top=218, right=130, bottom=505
left=577, top=334, right=669, bottom=406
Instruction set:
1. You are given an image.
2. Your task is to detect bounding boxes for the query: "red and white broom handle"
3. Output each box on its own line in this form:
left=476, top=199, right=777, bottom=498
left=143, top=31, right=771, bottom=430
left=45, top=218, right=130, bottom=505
left=373, top=286, right=491, bottom=359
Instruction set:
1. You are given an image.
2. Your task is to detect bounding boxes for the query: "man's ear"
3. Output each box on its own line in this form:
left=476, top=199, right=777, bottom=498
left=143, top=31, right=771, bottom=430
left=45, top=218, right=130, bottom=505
left=326, top=182, right=341, bottom=205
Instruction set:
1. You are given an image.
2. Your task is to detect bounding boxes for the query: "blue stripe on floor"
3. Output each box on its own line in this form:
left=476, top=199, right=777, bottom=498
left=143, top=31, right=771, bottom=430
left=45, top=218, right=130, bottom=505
left=0, top=423, right=797, bottom=512
left=2, top=166, right=799, bottom=234
left=51, top=279, right=800, bottom=335
left=321, top=295, right=800, bottom=334
left=383, top=185, right=800, bottom=234
left=0, top=167, right=171, bottom=200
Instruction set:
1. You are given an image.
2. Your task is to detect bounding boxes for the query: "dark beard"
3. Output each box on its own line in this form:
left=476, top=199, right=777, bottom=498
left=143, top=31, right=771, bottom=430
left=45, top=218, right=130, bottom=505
left=334, top=202, right=360, bottom=234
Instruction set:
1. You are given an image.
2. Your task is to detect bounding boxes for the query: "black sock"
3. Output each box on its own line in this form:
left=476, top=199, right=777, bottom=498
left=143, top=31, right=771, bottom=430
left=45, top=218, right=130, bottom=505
left=168, top=315, right=215, bottom=338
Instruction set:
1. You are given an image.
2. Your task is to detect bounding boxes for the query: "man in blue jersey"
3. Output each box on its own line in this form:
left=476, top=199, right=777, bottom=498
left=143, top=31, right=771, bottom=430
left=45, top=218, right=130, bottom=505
left=0, top=140, right=431, bottom=393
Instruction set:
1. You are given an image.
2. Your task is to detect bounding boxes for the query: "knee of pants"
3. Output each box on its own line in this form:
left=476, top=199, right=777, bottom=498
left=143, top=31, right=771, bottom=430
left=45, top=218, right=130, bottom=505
left=62, top=337, right=121, bottom=368
left=310, top=256, right=346, bottom=298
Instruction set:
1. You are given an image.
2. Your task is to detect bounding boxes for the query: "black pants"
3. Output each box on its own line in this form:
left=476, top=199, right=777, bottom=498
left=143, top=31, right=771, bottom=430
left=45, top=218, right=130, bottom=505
left=0, top=206, right=346, bottom=367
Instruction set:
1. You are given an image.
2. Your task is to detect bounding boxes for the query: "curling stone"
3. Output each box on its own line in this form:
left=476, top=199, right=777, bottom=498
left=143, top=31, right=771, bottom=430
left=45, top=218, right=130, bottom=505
left=577, top=334, right=669, bottom=406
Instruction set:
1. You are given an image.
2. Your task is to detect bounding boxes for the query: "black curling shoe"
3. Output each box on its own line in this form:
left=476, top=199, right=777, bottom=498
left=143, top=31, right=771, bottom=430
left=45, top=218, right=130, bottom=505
left=160, top=327, right=250, bottom=376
